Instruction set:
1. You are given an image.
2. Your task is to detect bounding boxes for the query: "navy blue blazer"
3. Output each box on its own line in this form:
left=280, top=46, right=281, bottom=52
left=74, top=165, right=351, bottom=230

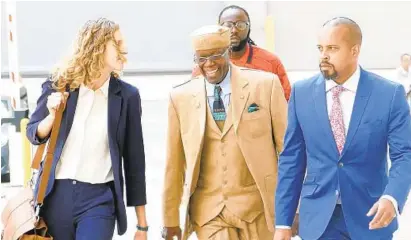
left=26, top=75, right=146, bottom=235
left=275, top=69, right=411, bottom=239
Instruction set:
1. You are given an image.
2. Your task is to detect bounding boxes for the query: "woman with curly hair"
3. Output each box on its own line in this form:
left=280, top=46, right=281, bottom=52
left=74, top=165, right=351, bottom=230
left=26, top=18, right=148, bottom=240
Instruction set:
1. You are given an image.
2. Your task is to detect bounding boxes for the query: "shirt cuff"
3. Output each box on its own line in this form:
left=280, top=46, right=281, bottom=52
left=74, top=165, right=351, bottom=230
left=381, top=195, right=400, bottom=217
left=276, top=225, right=291, bottom=229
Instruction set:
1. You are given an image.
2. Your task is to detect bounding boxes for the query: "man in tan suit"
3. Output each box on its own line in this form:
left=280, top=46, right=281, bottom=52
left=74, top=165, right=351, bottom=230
left=161, top=25, right=287, bottom=240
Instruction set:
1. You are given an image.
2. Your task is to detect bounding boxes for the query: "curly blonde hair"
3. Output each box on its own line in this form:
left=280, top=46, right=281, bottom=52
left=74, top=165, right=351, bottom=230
left=51, top=18, right=126, bottom=91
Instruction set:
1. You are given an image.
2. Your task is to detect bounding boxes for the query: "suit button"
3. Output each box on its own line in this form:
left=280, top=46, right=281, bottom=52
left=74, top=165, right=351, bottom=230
left=72, top=180, right=77, bottom=185
left=338, top=162, right=344, bottom=167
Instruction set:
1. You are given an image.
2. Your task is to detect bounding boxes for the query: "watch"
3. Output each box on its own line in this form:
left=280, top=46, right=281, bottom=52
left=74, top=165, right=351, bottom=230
left=136, top=225, right=149, bottom=232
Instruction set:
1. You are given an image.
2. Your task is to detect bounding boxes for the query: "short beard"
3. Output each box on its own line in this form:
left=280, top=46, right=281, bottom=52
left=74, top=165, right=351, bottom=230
left=231, top=30, right=250, bottom=52
left=231, top=38, right=248, bottom=52
left=319, top=64, right=338, bottom=80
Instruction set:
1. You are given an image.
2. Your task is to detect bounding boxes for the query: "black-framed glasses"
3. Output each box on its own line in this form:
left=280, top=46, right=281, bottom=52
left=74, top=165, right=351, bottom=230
left=220, top=21, right=249, bottom=31
left=194, top=49, right=228, bottom=64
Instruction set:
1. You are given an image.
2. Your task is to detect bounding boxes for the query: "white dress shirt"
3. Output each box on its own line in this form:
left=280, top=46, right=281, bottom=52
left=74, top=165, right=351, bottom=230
left=55, top=78, right=114, bottom=183
left=276, top=66, right=399, bottom=230
left=205, top=68, right=231, bottom=110
left=325, top=66, right=360, bottom=139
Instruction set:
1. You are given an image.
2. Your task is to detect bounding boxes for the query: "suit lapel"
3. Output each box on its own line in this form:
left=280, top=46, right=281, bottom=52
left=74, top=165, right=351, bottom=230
left=54, top=87, right=79, bottom=162
left=231, top=65, right=250, bottom=131
left=63, top=89, right=79, bottom=141
left=192, top=77, right=207, bottom=141
left=221, top=104, right=233, bottom=137
left=313, top=75, right=339, bottom=155
left=190, top=77, right=207, bottom=192
left=205, top=102, right=222, bottom=133
left=341, top=69, right=372, bottom=157
left=108, top=76, right=122, bottom=146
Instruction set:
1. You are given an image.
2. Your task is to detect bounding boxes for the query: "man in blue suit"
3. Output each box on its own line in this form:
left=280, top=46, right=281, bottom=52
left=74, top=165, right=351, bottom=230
left=274, top=17, right=411, bottom=240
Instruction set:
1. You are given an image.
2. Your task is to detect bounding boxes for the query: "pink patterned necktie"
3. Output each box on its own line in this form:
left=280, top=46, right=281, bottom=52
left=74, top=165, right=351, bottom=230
left=330, top=85, right=346, bottom=154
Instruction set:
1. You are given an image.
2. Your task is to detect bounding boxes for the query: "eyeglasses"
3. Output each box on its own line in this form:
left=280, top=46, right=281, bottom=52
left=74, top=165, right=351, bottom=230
left=220, top=21, right=249, bottom=31
left=194, top=50, right=228, bottom=64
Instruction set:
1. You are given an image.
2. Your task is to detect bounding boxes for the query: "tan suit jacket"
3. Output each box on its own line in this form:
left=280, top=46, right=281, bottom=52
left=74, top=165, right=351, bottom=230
left=162, top=64, right=288, bottom=239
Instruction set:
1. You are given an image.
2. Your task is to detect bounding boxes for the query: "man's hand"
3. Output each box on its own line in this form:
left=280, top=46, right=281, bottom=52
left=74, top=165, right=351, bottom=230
left=162, top=226, right=182, bottom=240
left=134, top=230, right=147, bottom=240
left=367, top=198, right=396, bottom=230
left=273, top=228, right=292, bottom=240
left=291, top=213, right=299, bottom=237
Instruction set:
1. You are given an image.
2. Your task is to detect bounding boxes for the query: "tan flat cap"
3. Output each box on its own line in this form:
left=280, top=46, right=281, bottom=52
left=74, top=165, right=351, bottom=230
left=190, top=25, right=230, bottom=51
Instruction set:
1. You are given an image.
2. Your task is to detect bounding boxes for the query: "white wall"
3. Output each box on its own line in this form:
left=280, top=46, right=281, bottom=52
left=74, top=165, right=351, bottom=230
left=268, top=1, right=411, bottom=70
left=1, top=1, right=410, bottom=75
left=1, top=1, right=225, bottom=74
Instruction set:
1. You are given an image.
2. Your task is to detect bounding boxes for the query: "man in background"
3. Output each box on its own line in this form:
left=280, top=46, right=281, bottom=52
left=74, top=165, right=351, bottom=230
left=395, top=53, right=411, bottom=104
left=191, top=5, right=291, bottom=101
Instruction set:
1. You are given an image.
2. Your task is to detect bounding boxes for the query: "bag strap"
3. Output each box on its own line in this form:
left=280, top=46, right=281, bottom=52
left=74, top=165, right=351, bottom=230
left=31, top=90, right=66, bottom=205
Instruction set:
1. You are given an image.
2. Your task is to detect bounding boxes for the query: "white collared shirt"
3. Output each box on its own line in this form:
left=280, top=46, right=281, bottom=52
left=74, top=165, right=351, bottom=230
left=325, top=65, right=361, bottom=134
left=55, top=78, right=114, bottom=183
left=204, top=68, right=231, bottom=110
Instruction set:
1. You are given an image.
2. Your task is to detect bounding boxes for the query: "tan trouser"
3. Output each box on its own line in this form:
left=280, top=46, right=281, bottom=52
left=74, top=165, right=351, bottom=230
left=193, top=207, right=272, bottom=240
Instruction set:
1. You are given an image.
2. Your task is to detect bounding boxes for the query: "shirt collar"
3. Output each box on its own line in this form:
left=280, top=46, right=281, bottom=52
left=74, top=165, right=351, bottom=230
left=99, top=77, right=110, bottom=97
left=205, top=67, right=232, bottom=97
left=325, top=65, right=361, bottom=93
left=80, top=76, right=110, bottom=98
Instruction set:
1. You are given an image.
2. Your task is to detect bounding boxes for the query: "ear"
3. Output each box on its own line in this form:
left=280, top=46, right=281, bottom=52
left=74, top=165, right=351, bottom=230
left=351, top=44, right=360, bottom=57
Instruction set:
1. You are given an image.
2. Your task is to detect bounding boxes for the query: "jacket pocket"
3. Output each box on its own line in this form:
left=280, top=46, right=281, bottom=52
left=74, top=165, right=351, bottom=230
left=301, top=175, right=318, bottom=198
left=301, top=184, right=319, bottom=198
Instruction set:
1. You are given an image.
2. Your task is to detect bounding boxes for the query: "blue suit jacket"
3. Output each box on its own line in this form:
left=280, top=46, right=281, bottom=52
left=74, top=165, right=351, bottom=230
left=275, top=69, right=411, bottom=240
left=26, top=76, right=146, bottom=235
